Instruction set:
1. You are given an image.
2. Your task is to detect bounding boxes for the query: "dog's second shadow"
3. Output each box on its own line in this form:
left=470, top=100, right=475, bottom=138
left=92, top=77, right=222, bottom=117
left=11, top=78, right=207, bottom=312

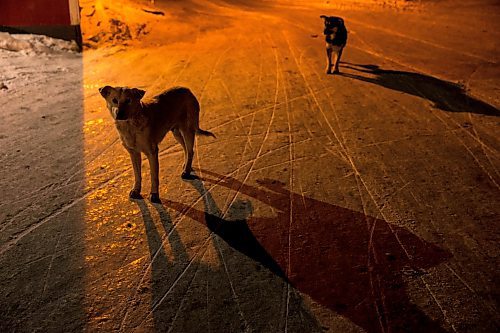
left=340, top=62, right=499, bottom=116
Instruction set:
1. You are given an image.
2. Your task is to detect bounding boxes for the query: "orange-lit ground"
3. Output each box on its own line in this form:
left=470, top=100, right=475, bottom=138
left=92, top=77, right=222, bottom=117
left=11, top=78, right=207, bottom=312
left=1, top=0, right=499, bottom=332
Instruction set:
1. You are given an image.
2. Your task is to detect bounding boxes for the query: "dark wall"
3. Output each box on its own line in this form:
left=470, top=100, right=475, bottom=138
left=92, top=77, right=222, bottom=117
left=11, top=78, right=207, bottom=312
left=0, top=0, right=71, bottom=26
left=0, top=0, right=81, bottom=49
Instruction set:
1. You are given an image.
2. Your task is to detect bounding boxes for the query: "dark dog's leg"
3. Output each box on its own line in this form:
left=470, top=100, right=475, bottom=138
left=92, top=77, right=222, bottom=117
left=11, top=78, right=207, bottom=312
left=334, top=47, right=344, bottom=73
left=326, top=48, right=333, bottom=74
left=180, top=129, right=195, bottom=179
left=146, top=146, right=161, bottom=203
left=127, top=149, right=142, bottom=199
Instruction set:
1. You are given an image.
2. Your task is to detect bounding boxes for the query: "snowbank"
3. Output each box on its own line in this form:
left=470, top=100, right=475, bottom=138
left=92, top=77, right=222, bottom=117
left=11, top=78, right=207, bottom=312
left=0, top=33, right=81, bottom=93
left=0, top=32, right=79, bottom=55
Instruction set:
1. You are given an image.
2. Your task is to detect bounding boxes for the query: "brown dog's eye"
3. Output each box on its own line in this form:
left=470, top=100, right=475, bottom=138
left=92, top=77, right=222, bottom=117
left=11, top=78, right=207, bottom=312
left=112, top=98, right=118, bottom=104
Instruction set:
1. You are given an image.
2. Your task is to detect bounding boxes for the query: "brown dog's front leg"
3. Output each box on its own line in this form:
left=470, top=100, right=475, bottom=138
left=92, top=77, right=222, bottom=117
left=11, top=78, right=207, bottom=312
left=146, top=147, right=161, bottom=203
left=128, top=149, right=142, bottom=199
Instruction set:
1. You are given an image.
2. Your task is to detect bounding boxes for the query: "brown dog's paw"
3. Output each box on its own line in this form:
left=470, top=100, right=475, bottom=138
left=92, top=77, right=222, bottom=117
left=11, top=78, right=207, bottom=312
left=181, top=172, right=199, bottom=180
left=129, top=189, right=143, bottom=199
left=150, top=193, right=161, bottom=204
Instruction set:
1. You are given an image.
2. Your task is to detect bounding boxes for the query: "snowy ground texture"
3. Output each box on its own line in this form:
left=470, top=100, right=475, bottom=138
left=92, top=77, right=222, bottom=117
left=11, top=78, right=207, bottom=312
left=0, top=32, right=79, bottom=55
left=0, top=0, right=499, bottom=332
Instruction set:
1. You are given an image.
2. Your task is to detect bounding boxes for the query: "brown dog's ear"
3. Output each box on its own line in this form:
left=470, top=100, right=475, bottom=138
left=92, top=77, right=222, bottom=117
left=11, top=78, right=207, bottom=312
left=99, top=86, right=112, bottom=98
left=320, top=15, right=328, bottom=20
left=131, top=88, right=146, bottom=100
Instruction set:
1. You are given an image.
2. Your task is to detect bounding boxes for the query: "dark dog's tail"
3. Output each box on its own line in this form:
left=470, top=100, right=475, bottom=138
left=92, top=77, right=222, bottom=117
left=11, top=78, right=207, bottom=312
left=196, top=128, right=216, bottom=138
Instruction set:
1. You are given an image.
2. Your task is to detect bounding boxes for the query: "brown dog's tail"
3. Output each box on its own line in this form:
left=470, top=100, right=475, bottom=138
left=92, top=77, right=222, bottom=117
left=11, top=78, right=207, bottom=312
left=196, top=128, right=216, bottom=138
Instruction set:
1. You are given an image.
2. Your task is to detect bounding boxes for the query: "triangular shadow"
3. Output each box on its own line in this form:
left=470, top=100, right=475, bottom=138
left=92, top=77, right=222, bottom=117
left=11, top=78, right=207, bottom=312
left=162, top=170, right=453, bottom=333
left=340, top=62, right=499, bottom=116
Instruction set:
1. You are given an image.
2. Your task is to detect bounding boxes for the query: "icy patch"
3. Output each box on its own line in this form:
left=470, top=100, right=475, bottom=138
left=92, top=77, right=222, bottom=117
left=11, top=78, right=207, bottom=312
left=0, top=32, right=79, bottom=55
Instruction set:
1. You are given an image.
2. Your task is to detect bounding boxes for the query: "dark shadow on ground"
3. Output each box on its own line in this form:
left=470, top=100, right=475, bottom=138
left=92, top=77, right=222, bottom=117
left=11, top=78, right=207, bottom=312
left=165, top=170, right=453, bottom=333
left=340, top=62, right=499, bottom=116
left=135, top=200, right=190, bottom=331
left=135, top=193, right=321, bottom=332
left=0, top=57, right=85, bottom=332
left=162, top=180, right=287, bottom=281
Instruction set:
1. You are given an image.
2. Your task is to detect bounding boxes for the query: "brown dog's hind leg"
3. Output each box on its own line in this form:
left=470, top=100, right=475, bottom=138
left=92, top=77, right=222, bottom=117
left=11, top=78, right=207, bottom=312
left=146, top=146, right=161, bottom=203
left=172, top=128, right=187, bottom=170
left=180, top=129, right=196, bottom=180
left=127, top=149, right=143, bottom=199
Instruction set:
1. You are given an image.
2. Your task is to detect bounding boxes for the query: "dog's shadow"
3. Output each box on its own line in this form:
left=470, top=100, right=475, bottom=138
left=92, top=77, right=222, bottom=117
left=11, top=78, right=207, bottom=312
left=133, top=186, right=320, bottom=332
left=170, top=170, right=452, bottom=333
left=340, top=62, right=499, bottom=116
left=164, top=179, right=288, bottom=280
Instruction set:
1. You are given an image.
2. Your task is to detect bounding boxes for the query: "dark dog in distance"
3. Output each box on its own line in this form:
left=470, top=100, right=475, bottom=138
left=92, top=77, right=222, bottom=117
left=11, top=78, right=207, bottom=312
left=320, top=15, right=348, bottom=74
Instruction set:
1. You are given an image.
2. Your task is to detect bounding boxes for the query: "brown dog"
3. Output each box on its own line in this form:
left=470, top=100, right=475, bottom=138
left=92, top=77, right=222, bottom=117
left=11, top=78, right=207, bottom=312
left=99, top=86, right=215, bottom=203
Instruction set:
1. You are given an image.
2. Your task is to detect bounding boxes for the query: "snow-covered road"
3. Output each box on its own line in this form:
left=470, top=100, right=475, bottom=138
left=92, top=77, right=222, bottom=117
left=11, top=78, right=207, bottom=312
left=1, top=0, right=499, bottom=332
